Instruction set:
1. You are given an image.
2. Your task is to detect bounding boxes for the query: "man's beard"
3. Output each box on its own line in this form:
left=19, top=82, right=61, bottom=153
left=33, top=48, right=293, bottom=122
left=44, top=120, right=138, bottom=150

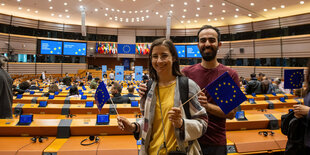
left=200, top=46, right=218, bottom=61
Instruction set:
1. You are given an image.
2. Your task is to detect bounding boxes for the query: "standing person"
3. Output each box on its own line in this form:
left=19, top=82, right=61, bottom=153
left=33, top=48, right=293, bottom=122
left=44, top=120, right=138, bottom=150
left=118, top=38, right=208, bottom=155
left=0, top=55, right=13, bottom=119
left=293, top=61, right=310, bottom=155
left=138, top=25, right=239, bottom=155
left=109, top=71, right=115, bottom=81
left=41, top=71, right=46, bottom=81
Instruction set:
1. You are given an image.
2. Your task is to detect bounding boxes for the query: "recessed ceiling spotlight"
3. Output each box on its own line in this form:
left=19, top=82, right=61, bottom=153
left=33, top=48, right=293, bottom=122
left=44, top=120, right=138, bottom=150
left=129, top=11, right=132, bottom=13
left=1, top=3, right=5, bottom=6
left=79, top=0, right=82, bottom=1
left=183, top=9, right=187, bottom=12
left=120, top=18, right=123, bottom=22
left=146, top=10, right=149, bottom=13
left=187, top=20, right=191, bottom=23
left=222, top=3, right=225, bottom=6
left=157, top=0, right=160, bottom=1
left=194, top=20, right=197, bottom=22
left=117, top=9, right=120, bottom=12
left=208, top=19, right=211, bottom=22
left=300, top=1, right=304, bottom=4
left=35, top=10, right=38, bottom=13
left=248, top=14, right=252, bottom=16
left=64, top=2, right=67, bottom=6
left=66, top=15, right=70, bottom=18
left=105, top=13, right=108, bottom=16
left=27, top=9, right=30, bottom=11
left=59, top=14, right=62, bottom=17
left=196, top=14, right=199, bottom=17
left=155, top=12, right=159, bottom=15
left=197, top=0, right=200, bottom=2
left=122, top=10, right=126, bottom=13
left=221, top=17, right=224, bottom=20
left=160, top=15, right=163, bottom=18
left=234, top=15, right=238, bottom=18
left=209, top=12, right=213, bottom=15
left=272, top=7, right=276, bottom=10
left=65, top=9, right=68, bottom=12
left=49, top=6, right=53, bottom=9
left=169, top=10, right=173, bottom=13
left=250, top=2, right=254, bottom=6
left=197, top=7, right=200, bottom=10
left=182, top=15, right=185, bottom=18
left=281, top=5, right=285, bottom=8
left=18, top=7, right=22, bottom=10
left=146, top=15, right=149, bottom=18
left=236, top=8, right=239, bottom=11
left=126, top=18, right=128, bottom=22
left=17, top=0, right=21, bottom=2
left=135, top=10, right=137, bottom=13
left=111, top=8, right=115, bottom=11
left=222, top=10, right=226, bottom=13
left=80, top=5, right=84, bottom=9
left=51, top=13, right=54, bottom=16
left=105, top=8, right=109, bottom=11
left=184, top=2, right=187, bottom=5
left=214, top=18, right=217, bottom=21
left=48, top=0, right=52, bottom=2
left=170, top=4, right=174, bottom=7
left=133, top=0, right=136, bottom=1
left=140, top=10, right=143, bottom=13
left=181, top=21, right=184, bottom=23
left=109, top=17, right=112, bottom=20
left=210, top=5, right=213, bottom=8
left=95, top=8, right=98, bottom=12
left=263, top=8, right=268, bottom=11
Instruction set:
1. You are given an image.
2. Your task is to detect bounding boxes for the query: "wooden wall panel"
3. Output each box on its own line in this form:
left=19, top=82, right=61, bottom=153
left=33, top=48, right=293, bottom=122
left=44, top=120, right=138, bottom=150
left=87, top=26, right=97, bottom=34
left=185, top=29, right=199, bottom=36
left=230, top=23, right=253, bottom=34
left=64, top=24, right=81, bottom=33
left=39, top=21, right=63, bottom=32
left=0, top=13, right=11, bottom=25
left=97, top=27, right=117, bottom=35
left=0, top=34, right=8, bottom=49
left=282, top=35, right=310, bottom=58
left=218, top=42, right=230, bottom=59
left=7, top=62, right=35, bottom=74
left=9, top=35, right=36, bottom=54
left=63, top=63, right=87, bottom=74
left=231, top=40, right=254, bottom=58
left=230, top=66, right=255, bottom=79
left=36, top=63, right=61, bottom=74
left=171, top=29, right=186, bottom=36
left=136, top=29, right=156, bottom=36
left=280, top=13, right=310, bottom=27
left=253, top=18, right=279, bottom=31
left=12, top=17, right=38, bottom=28
left=255, top=39, right=281, bottom=58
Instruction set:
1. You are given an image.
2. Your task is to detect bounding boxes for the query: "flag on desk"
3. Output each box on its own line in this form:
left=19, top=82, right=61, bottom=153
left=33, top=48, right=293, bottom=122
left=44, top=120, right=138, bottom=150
left=284, top=69, right=304, bottom=89
left=95, top=81, right=110, bottom=113
left=205, top=72, right=247, bottom=114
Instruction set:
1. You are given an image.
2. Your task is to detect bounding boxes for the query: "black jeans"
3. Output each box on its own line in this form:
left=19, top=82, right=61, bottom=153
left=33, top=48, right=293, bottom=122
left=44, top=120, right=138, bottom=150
left=199, top=143, right=227, bottom=155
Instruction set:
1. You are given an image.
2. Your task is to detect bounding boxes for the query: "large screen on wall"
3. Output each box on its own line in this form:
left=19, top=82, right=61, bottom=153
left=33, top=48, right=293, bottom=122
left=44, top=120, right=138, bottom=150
left=63, top=42, right=87, bottom=56
left=186, top=45, right=201, bottom=58
left=40, top=40, right=62, bottom=55
left=175, top=45, right=186, bottom=58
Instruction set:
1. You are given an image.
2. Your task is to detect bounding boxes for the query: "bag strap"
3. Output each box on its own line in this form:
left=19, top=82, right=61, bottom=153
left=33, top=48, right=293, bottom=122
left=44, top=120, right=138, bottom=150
left=178, top=76, right=191, bottom=119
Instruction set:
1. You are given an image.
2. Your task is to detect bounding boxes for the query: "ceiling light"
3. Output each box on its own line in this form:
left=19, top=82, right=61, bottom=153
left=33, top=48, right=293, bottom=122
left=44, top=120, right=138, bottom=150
left=146, top=15, right=149, bottom=18
left=196, top=0, right=200, bottom=2
left=272, top=7, right=276, bottom=10
left=18, top=7, right=22, bottom=10
left=105, top=8, right=109, bottom=11
left=66, top=15, right=70, bottom=18
left=146, top=10, right=149, bottom=13
left=35, top=10, right=38, bottom=13
left=250, top=3, right=254, bottom=6
left=126, top=18, right=128, bottom=22
left=157, top=0, right=160, bottom=1
left=222, top=3, right=225, bottom=6
left=129, top=11, right=132, bottom=13
left=140, top=10, right=143, bottom=13
left=104, top=13, right=108, bottom=16
left=51, top=13, right=54, bottom=16
left=209, top=12, right=213, bottom=15
left=17, top=0, right=21, bottom=2
left=135, top=10, right=137, bottom=13
left=300, top=1, right=304, bottom=4
left=65, top=9, right=68, bottom=12
left=222, top=10, right=226, bottom=13
left=281, top=5, right=285, bottom=8
left=109, top=17, right=112, bottom=20
left=234, top=15, right=238, bottom=18
left=1, top=3, right=5, bottom=6
left=48, top=0, right=52, bottom=2
left=263, top=8, right=268, bottom=11
left=184, top=2, right=187, bottom=5
left=214, top=18, right=217, bottom=21
left=64, top=2, right=67, bottom=5
left=236, top=8, right=239, bottom=11
left=187, top=20, right=191, bottom=23
left=27, top=9, right=30, bottom=11
left=131, top=18, right=134, bottom=22
left=95, top=8, right=98, bottom=12
left=181, top=21, right=184, bottom=23
left=115, top=18, right=118, bottom=21
left=210, top=5, right=213, bottom=8
left=197, top=8, right=200, bottom=10
left=183, top=9, right=187, bottom=12
left=59, top=14, right=62, bottom=17
left=133, top=0, right=136, bottom=1
left=79, top=0, right=82, bottom=1
left=248, top=14, right=252, bottom=16
left=182, top=15, right=185, bottom=18
left=155, top=12, right=159, bottom=15
left=221, top=17, right=224, bottom=20
left=120, top=18, right=123, bottom=22
left=208, top=19, right=211, bottom=22
left=117, top=9, right=120, bottom=12
left=169, top=10, right=173, bottom=13
left=170, top=4, right=174, bottom=7
left=49, top=6, right=53, bottom=9
left=122, top=10, right=126, bottom=13
left=196, top=14, right=199, bottom=17
left=194, top=20, right=197, bottom=22
left=111, top=8, right=115, bottom=11
left=80, top=5, right=84, bottom=9
left=160, top=15, right=163, bottom=18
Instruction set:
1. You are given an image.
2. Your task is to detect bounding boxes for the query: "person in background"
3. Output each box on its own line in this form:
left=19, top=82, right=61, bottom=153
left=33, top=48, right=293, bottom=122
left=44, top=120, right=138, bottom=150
left=109, top=71, right=115, bottom=81
left=62, top=73, right=72, bottom=86
left=142, top=73, right=149, bottom=83
left=68, top=85, right=80, bottom=98
left=246, top=73, right=262, bottom=94
left=0, top=55, right=13, bottom=119
left=87, top=72, right=93, bottom=81
left=90, top=77, right=100, bottom=89
left=107, top=82, right=131, bottom=104
left=28, top=81, right=40, bottom=90
left=103, top=74, right=108, bottom=85
left=118, top=38, right=208, bottom=154
left=123, top=85, right=139, bottom=97
left=48, top=83, right=60, bottom=93
left=41, top=71, right=46, bottom=81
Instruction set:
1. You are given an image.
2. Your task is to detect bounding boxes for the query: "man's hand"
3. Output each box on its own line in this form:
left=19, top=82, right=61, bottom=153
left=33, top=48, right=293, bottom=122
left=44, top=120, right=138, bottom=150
left=198, top=92, right=208, bottom=110
left=138, top=83, right=147, bottom=97
left=293, top=104, right=310, bottom=118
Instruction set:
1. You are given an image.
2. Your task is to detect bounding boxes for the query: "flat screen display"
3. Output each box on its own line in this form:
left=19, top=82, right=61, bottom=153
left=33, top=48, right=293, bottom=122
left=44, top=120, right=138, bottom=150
left=186, top=45, right=201, bottom=58
left=40, top=40, right=62, bottom=55
left=63, top=42, right=87, bottom=56
left=175, top=45, right=185, bottom=58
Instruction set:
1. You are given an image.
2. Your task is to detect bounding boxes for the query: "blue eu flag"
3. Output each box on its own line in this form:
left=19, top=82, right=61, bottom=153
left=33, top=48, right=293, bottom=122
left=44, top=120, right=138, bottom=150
left=205, top=72, right=247, bottom=114
left=95, top=81, right=110, bottom=113
left=284, top=69, right=304, bottom=89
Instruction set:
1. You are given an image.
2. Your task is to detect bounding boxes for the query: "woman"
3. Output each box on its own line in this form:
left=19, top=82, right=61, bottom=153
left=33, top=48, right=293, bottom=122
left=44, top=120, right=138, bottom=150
left=117, top=38, right=208, bottom=155
left=293, top=61, right=310, bottom=154
left=68, top=85, right=80, bottom=98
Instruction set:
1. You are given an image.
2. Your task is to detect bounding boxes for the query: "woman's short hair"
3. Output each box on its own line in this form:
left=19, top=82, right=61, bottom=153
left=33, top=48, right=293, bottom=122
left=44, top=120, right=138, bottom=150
left=148, top=38, right=182, bottom=81
left=69, top=85, right=79, bottom=96
left=49, top=84, right=60, bottom=93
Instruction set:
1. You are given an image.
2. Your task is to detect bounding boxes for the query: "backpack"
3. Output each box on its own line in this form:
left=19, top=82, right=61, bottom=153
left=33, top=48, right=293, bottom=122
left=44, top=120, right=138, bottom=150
left=146, top=76, right=191, bottom=119
left=281, top=110, right=307, bottom=155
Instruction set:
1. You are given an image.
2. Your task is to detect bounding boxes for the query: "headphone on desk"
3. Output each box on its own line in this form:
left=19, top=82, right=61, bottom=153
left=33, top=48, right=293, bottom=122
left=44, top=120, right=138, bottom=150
left=258, top=131, right=275, bottom=137
left=31, top=136, right=48, bottom=143
left=80, top=136, right=99, bottom=146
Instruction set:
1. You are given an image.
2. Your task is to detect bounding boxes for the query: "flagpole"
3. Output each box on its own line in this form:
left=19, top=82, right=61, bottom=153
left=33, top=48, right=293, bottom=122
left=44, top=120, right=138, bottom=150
left=109, top=98, right=120, bottom=116
left=179, top=88, right=205, bottom=108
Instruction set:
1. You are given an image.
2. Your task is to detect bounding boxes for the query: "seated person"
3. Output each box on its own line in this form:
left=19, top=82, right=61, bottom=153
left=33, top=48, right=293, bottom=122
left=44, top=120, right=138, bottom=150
left=62, top=73, right=72, bottom=86
left=68, top=85, right=81, bottom=98
left=246, top=73, right=262, bottom=94
left=123, top=85, right=139, bottom=97
left=90, top=77, right=100, bottom=89
left=28, top=81, right=40, bottom=90
left=18, top=80, right=30, bottom=91
left=48, top=83, right=60, bottom=93
left=107, top=83, right=131, bottom=104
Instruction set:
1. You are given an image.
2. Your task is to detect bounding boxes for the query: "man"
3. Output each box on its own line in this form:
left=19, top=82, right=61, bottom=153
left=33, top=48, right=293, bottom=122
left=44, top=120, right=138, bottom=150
left=41, top=71, right=46, bottom=81
left=245, top=73, right=262, bottom=94
left=107, top=82, right=131, bottom=104
left=62, top=73, right=71, bottom=86
left=28, top=81, right=40, bottom=90
left=123, top=85, right=139, bottom=97
left=90, top=77, right=100, bottom=89
left=0, top=55, right=13, bottom=118
left=181, top=25, right=239, bottom=155
left=138, top=25, right=239, bottom=155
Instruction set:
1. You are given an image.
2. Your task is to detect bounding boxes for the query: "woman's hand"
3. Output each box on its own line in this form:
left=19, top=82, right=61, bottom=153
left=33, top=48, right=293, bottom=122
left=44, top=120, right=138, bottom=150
left=293, top=104, right=310, bottom=118
left=117, top=116, right=136, bottom=132
left=138, top=83, right=147, bottom=97
left=168, top=107, right=183, bottom=129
